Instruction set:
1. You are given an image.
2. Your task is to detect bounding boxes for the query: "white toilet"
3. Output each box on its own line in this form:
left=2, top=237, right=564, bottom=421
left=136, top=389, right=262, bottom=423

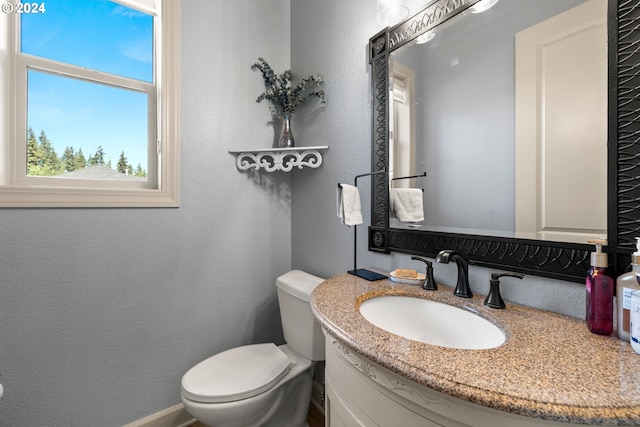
left=181, top=270, right=325, bottom=427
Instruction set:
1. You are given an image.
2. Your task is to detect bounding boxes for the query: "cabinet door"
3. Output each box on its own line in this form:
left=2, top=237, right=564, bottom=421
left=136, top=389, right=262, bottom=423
left=326, top=377, right=374, bottom=427
left=326, top=339, right=444, bottom=427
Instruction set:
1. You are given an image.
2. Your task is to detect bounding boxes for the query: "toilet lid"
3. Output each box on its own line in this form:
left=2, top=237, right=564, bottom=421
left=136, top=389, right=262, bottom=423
left=181, top=343, right=292, bottom=403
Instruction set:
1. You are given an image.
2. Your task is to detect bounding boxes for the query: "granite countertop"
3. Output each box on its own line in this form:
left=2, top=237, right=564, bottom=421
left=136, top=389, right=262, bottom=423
left=310, top=272, right=640, bottom=425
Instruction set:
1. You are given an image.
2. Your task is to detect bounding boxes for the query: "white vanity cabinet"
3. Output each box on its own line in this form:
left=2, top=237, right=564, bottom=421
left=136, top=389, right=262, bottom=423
left=325, top=334, right=443, bottom=426
left=324, top=334, right=580, bottom=427
left=311, top=273, right=640, bottom=426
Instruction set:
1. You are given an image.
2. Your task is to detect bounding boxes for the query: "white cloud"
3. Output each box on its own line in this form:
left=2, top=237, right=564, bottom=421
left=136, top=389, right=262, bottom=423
left=120, top=38, right=152, bottom=63
left=112, top=4, right=146, bottom=18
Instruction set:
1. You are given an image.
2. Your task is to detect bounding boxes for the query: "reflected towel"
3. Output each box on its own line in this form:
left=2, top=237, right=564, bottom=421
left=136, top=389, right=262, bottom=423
left=390, top=188, right=424, bottom=222
left=337, top=184, right=363, bottom=226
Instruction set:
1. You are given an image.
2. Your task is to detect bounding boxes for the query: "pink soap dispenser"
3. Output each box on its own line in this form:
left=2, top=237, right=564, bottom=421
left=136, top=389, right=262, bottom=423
left=586, top=239, right=614, bottom=335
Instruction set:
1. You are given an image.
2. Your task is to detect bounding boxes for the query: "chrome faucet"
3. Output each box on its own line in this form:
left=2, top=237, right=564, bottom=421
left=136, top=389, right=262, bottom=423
left=435, top=250, right=472, bottom=298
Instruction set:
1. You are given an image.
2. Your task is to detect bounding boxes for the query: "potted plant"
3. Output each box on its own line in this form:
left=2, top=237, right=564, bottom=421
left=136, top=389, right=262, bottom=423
left=251, top=58, right=326, bottom=148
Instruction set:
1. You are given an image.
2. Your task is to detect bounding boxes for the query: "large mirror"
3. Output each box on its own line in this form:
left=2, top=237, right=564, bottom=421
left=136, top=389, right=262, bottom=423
left=368, top=0, right=640, bottom=282
left=389, top=0, right=606, bottom=243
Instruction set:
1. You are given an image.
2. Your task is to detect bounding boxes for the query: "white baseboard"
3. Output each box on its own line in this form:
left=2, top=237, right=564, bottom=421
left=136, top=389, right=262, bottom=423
left=125, top=383, right=321, bottom=427
left=123, top=403, right=197, bottom=427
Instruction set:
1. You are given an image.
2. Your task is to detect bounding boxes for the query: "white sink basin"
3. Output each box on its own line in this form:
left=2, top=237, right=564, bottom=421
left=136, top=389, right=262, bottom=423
left=359, top=295, right=505, bottom=350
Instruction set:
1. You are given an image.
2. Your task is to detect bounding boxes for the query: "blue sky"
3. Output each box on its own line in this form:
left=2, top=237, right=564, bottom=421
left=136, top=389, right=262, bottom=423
left=21, top=0, right=153, bottom=171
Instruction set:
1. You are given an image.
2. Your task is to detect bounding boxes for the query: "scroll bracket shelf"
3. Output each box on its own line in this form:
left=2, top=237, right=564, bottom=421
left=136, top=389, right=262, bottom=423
left=229, top=146, right=328, bottom=172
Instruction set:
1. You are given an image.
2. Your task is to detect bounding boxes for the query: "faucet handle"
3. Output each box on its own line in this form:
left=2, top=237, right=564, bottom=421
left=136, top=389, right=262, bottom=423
left=411, top=256, right=437, bottom=290
left=484, top=273, right=524, bottom=309
left=435, top=250, right=472, bottom=298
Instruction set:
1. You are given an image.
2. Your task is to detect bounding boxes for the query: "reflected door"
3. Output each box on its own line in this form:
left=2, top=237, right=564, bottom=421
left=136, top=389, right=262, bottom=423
left=515, top=0, right=607, bottom=243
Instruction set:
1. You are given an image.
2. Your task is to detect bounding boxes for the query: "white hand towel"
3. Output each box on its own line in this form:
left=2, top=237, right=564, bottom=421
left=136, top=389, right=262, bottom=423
left=390, top=188, right=424, bottom=222
left=337, top=184, right=363, bottom=226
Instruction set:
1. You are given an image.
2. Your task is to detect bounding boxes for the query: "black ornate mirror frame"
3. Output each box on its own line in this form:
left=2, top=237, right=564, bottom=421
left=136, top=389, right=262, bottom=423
left=368, top=0, right=639, bottom=283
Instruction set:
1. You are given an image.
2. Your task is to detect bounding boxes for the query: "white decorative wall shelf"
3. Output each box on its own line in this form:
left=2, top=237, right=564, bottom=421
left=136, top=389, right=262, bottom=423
left=229, top=146, right=328, bottom=172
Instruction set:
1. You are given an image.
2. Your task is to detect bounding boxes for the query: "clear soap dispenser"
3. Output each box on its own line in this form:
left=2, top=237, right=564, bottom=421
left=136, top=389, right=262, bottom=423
left=616, top=237, right=640, bottom=340
left=586, top=239, right=614, bottom=335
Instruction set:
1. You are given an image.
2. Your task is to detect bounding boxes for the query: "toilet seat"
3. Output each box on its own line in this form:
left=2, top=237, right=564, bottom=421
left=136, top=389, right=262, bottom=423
left=181, top=343, right=292, bottom=404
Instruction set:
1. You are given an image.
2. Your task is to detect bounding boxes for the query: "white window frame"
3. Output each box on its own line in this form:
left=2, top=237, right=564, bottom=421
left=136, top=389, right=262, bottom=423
left=0, top=0, right=180, bottom=207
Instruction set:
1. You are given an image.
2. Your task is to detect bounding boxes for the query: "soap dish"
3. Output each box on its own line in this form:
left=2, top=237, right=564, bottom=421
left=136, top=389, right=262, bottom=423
left=389, top=270, right=426, bottom=285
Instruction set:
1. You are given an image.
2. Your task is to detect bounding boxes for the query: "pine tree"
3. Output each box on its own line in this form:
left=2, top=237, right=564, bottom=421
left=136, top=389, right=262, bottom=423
left=90, top=145, right=106, bottom=166
left=24, top=131, right=148, bottom=178
left=39, top=131, right=57, bottom=167
left=117, top=151, right=129, bottom=174
left=29, top=130, right=62, bottom=176
left=134, top=163, right=146, bottom=178
left=26, top=127, right=39, bottom=174
left=62, top=146, right=80, bottom=172
left=75, top=148, right=87, bottom=169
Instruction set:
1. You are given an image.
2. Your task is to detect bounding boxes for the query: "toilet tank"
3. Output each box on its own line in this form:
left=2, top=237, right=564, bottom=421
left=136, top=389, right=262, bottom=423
left=275, top=270, right=325, bottom=361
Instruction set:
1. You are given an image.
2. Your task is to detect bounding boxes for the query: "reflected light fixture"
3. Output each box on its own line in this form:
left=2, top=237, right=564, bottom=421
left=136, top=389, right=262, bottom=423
left=470, top=0, right=499, bottom=13
left=415, top=28, right=436, bottom=44
left=377, top=0, right=409, bottom=27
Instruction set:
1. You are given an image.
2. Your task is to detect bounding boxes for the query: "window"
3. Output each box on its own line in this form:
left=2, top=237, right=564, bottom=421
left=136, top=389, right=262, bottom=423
left=0, top=0, right=179, bottom=207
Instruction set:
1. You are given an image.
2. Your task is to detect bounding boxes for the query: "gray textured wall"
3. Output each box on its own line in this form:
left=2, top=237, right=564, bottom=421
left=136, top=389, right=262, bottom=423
left=0, top=1, right=291, bottom=425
